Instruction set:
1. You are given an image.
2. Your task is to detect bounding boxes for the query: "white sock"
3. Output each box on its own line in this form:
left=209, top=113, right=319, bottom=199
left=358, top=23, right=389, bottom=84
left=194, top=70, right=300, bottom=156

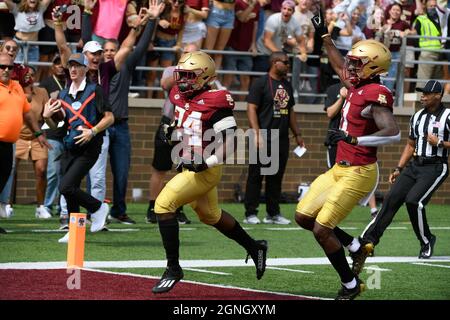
left=347, top=238, right=361, bottom=253
left=343, top=278, right=357, bottom=289
left=370, top=207, right=378, bottom=214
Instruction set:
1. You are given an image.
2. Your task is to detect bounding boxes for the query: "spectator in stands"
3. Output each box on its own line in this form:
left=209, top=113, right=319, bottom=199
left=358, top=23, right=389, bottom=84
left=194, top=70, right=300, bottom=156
left=254, top=0, right=306, bottom=73
left=243, top=51, right=304, bottom=225
left=92, top=0, right=128, bottom=45
left=39, top=54, right=68, bottom=227
left=292, top=0, right=318, bottom=104
left=4, top=0, right=52, bottom=63
left=377, top=3, right=412, bottom=91
left=0, top=1, right=15, bottom=40
left=145, top=43, right=198, bottom=225
left=203, top=0, right=236, bottom=71
left=54, top=1, right=146, bottom=223
left=0, top=39, right=26, bottom=219
left=14, top=65, right=52, bottom=219
left=38, top=0, right=85, bottom=81
left=414, top=0, right=443, bottom=81
left=363, top=5, right=385, bottom=42
left=318, top=7, right=340, bottom=92
left=386, top=0, right=424, bottom=93
left=147, top=0, right=185, bottom=98
left=222, top=0, right=260, bottom=100
left=0, top=53, right=50, bottom=225
left=181, top=0, right=210, bottom=48
left=106, top=0, right=164, bottom=225
left=333, top=7, right=366, bottom=56
left=43, top=52, right=114, bottom=243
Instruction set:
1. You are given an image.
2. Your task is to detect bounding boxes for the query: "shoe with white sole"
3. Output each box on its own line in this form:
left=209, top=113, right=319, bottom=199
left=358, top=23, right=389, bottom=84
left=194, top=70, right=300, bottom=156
left=90, top=203, right=109, bottom=232
left=243, top=215, right=261, bottom=225
left=271, top=214, right=291, bottom=225
left=35, top=205, right=52, bottom=219
left=0, top=203, right=7, bottom=218
left=263, top=214, right=291, bottom=225
left=5, top=204, right=14, bottom=217
left=58, top=232, right=69, bottom=243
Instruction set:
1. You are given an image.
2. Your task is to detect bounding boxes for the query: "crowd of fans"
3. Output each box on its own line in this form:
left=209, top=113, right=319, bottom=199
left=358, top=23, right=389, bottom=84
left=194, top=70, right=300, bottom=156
left=0, top=0, right=449, bottom=102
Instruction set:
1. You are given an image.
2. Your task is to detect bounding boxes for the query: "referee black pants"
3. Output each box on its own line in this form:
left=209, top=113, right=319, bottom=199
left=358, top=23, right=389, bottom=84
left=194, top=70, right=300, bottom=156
left=244, top=143, right=289, bottom=218
left=362, top=161, right=448, bottom=247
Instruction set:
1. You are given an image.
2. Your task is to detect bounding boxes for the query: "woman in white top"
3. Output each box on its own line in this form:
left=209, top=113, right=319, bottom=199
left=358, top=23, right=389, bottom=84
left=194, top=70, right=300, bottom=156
left=4, top=0, right=52, bottom=63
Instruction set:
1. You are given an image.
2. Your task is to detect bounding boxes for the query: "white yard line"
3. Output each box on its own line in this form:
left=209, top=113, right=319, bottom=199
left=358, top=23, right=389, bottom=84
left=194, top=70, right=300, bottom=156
left=183, top=268, right=232, bottom=275
left=364, top=266, right=392, bottom=272
left=2, top=256, right=450, bottom=270
left=411, top=262, right=450, bottom=269
left=266, top=266, right=314, bottom=274
left=84, top=268, right=329, bottom=300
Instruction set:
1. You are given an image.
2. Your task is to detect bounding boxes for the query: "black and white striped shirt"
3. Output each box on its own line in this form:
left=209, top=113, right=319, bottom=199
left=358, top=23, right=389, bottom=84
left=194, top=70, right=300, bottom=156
left=409, top=104, right=450, bottom=159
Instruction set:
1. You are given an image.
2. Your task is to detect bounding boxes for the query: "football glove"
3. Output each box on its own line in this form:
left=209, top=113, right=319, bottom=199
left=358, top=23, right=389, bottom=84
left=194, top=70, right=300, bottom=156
left=180, top=161, right=208, bottom=173
left=328, top=129, right=358, bottom=145
left=157, top=115, right=175, bottom=145
left=311, top=9, right=328, bottom=38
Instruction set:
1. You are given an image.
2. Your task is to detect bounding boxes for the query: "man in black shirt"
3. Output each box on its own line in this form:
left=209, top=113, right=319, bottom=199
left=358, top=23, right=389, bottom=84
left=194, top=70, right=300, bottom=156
left=324, top=83, right=346, bottom=169
left=243, top=51, right=304, bottom=225
left=39, top=55, right=68, bottom=228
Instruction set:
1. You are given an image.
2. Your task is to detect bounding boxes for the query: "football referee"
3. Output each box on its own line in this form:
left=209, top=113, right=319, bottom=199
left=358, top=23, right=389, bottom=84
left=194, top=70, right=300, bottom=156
left=348, top=80, right=449, bottom=273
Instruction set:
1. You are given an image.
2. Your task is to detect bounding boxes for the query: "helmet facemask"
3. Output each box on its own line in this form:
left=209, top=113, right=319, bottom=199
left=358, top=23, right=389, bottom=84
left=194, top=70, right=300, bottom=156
left=344, top=55, right=365, bottom=85
left=173, top=51, right=216, bottom=96
left=174, top=69, right=204, bottom=95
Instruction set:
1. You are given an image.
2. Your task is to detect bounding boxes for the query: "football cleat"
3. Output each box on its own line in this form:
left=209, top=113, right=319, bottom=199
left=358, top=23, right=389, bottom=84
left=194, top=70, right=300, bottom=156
left=336, top=277, right=365, bottom=300
left=245, top=240, right=268, bottom=280
left=152, top=266, right=184, bottom=294
left=419, top=235, right=436, bottom=259
left=350, top=238, right=374, bottom=275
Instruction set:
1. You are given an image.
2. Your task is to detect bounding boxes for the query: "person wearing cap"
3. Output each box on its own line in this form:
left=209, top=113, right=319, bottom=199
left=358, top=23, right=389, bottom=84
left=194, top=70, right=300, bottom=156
left=51, top=1, right=156, bottom=223
left=39, top=54, right=69, bottom=227
left=43, top=52, right=114, bottom=243
left=347, top=80, right=449, bottom=274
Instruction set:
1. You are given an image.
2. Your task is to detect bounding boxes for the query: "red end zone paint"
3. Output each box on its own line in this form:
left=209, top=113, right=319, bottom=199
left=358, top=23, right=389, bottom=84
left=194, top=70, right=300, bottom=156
left=0, top=269, right=316, bottom=300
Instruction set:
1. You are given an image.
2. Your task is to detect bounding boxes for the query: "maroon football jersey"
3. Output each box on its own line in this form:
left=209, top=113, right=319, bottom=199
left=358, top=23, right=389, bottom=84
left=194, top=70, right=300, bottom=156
left=169, top=86, right=235, bottom=160
left=336, top=83, right=394, bottom=166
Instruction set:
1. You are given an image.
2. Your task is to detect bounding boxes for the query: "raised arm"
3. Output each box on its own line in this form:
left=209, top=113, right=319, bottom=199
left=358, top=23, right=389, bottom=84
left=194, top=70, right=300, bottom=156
left=311, top=9, right=350, bottom=87
left=52, top=7, right=72, bottom=67
left=81, top=0, right=98, bottom=45
left=4, top=0, right=16, bottom=11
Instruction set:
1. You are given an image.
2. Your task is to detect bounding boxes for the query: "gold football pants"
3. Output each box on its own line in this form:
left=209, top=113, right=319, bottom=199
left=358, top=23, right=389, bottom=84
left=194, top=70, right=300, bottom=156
left=155, top=166, right=223, bottom=225
left=296, top=162, right=377, bottom=228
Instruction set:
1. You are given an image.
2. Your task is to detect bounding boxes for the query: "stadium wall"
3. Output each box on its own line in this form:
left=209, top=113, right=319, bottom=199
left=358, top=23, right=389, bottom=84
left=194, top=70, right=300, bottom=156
left=13, top=96, right=450, bottom=205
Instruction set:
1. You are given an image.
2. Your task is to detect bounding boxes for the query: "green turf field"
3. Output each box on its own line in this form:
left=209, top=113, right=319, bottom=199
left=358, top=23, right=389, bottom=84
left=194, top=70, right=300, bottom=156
left=1, top=203, right=449, bottom=300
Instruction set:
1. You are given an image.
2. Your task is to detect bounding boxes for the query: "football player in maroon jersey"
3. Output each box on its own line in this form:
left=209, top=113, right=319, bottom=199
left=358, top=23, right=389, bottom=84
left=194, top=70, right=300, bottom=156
left=293, top=10, right=401, bottom=300
left=151, top=51, right=268, bottom=294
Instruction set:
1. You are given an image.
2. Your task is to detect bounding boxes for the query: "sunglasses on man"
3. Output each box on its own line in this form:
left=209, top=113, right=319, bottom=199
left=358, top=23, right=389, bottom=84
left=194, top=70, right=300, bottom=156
left=5, top=45, right=18, bottom=52
left=0, top=64, right=14, bottom=71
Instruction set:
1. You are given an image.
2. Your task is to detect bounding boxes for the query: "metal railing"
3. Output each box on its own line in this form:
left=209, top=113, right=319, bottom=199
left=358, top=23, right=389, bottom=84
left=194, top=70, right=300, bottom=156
left=7, top=35, right=450, bottom=106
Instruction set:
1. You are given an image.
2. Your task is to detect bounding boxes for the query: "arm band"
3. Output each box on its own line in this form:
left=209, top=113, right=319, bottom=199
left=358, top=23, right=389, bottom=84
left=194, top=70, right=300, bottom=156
left=357, top=132, right=401, bottom=147
left=205, top=155, right=219, bottom=168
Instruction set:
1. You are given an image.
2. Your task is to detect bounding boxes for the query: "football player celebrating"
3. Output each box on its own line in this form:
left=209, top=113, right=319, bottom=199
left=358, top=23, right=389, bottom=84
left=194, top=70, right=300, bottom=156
left=293, top=11, right=401, bottom=300
left=152, top=51, right=268, bottom=294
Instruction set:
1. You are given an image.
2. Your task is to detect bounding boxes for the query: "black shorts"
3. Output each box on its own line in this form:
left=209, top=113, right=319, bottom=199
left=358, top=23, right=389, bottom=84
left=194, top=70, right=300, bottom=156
left=151, top=132, right=174, bottom=171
